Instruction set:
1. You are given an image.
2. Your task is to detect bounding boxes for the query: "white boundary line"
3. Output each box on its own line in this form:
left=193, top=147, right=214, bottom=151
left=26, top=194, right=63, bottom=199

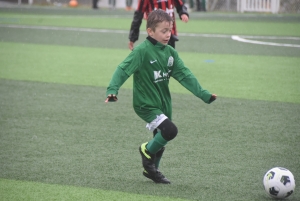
left=0, top=24, right=231, bottom=38
left=232, top=35, right=300, bottom=48
left=0, top=24, right=130, bottom=34
left=235, top=35, right=300, bottom=40
left=1, top=24, right=300, bottom=48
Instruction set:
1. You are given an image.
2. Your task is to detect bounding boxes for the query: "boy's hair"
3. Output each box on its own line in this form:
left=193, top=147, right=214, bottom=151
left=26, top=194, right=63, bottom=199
left=146, top=9, right=173, bottom=31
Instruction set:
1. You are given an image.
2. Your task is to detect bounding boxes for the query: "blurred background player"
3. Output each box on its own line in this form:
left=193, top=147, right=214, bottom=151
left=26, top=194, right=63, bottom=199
left=128, top=0, right=189, bottom=50
left=126, top=0, right=133, bottom=10
left=108, top=0, right=116, bottom=9
left=196, top=0, right=206, bottom=11
left=92, top=0, right=98, bottom=9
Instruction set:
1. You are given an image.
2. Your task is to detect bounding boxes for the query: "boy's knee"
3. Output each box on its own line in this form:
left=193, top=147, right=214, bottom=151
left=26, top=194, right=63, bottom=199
left=161, top=126, right=178, bottom=141
left=158, top=119, right=178, bottom=141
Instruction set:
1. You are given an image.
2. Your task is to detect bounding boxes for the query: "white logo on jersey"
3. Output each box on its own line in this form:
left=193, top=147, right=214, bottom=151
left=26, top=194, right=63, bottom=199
left=150, top=60, right=157, bottom=64
left=167, top=56, right=174, bottom=67
left=153, top=70, right=170, bottom=83
left=154, top=71, right=162, bottom=80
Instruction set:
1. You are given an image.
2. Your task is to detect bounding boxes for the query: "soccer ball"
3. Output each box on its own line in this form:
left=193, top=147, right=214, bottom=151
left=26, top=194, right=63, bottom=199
left=263, top=167, right=295, bottom=199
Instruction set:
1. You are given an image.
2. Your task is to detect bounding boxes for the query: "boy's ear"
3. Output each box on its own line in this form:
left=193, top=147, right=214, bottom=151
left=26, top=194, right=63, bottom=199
left=147, top=27, right=153, bottom=37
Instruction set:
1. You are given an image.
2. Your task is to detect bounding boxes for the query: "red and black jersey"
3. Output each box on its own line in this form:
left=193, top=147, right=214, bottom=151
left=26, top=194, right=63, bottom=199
left=129, top=0, right=189, bottom=43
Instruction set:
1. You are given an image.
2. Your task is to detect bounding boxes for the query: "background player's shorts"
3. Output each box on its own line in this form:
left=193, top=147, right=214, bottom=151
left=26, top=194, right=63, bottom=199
left=146, top=114, right=168, bottom=132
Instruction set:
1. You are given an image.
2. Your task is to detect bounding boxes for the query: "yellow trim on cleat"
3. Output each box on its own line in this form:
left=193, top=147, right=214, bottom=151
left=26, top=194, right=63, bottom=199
left=141, top=143, right=151, bottom=159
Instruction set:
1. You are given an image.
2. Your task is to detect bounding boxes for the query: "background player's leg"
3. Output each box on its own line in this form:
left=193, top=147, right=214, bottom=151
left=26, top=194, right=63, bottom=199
left=168, top=36, right=176, bottom=49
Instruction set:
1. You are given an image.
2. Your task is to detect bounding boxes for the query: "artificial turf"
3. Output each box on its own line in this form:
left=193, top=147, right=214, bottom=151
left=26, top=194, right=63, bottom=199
left=0, top=6, right=299, bottom=201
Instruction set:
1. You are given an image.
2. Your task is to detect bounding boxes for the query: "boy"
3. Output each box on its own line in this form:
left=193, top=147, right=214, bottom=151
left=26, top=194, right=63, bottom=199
left=128, top=0, right=189, bottom=50
left=105, top=9, right=217, bottom=184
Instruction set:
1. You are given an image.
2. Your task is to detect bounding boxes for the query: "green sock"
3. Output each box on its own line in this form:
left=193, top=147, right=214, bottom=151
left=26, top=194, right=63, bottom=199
left=155, top=156, right=162, bottom=168
left=146, top=132, right=168, bottom=154
left=154, top=147, right=165, bottom=168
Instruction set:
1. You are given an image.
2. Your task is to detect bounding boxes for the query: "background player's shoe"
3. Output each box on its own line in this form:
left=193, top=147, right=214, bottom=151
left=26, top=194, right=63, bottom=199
left=143, top=170, right=171, bottom=184
left=139, top=143, right=156, bottom=175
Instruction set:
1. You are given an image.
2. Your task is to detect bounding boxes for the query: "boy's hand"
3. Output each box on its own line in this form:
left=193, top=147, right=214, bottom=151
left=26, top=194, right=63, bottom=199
left=209, top=94, right=217, bottom=103
left=128, top=41, right=134, bottom=50
left=105, top=94, right=118, bottom=103
left=181, top=14, right=189, bottom=23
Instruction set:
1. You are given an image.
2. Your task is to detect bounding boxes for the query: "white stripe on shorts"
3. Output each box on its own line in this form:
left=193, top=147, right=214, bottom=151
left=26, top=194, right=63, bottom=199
left=145, top=114, right=168, bottom=132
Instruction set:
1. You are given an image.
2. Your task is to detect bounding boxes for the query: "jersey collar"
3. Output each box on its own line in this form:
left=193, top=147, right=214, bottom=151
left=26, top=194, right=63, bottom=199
left=147, top=36, right=167, bottom=49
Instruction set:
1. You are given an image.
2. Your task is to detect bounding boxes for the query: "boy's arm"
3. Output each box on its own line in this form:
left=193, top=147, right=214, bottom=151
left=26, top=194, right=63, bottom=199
left=179, top=74, right=216, bottom=104
left=128, top=0, right=146, bottom=43
left=129, top=11, right=143, bottom=43
left=173, top=0, right=189, bottom=20
left=105, top=48, right=142, bottom=102
left=105, top=67, right=129, bottom=102
left=171, top=53, right=216, bottom=104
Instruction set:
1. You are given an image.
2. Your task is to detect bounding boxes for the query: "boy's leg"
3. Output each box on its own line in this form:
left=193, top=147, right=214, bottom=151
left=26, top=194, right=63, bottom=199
left=145, top=118, right=177, bottom=155
left=168, top=36, right=176, bottom=49
left=139, top=131, right=168, bottom=177
left=146, top=130, right=168, bottom=154
left=139, top=118, right=178, bottom=184
left=152, top=129, right=165, bottom=168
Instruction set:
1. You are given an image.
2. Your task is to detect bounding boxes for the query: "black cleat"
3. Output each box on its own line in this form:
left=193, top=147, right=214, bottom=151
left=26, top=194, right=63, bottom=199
left=143, top=170, right=171, bottom=184
left=139, top=143, right=157, bottom=176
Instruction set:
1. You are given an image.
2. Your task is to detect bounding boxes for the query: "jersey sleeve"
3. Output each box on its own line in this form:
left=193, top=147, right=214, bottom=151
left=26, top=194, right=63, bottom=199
left=129, top=0, right=147, bottom=43
left=173, top=0, right=189, bottom=19
left=119, top=48, right=143, bottom=75
left=179, top=74, right=212, bottom=104
left=171, top=51, right=212, bottom=104
left=106, top=49, right=142, bottom=97
left=129, top=11, right=144, bottom=42
left=106, top=67, right=129, bottom=97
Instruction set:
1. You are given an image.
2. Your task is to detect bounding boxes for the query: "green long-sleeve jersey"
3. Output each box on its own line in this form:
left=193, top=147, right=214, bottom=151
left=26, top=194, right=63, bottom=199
left=106, top=37, right=213, bottom=123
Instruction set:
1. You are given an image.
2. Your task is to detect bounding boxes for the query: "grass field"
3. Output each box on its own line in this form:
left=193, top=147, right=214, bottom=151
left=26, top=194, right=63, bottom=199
left=0, top=5, right=300, bottom=201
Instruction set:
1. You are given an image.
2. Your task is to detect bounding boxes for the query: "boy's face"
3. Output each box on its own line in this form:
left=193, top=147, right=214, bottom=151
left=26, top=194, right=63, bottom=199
left=147, top=21, right=173, bottom=45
